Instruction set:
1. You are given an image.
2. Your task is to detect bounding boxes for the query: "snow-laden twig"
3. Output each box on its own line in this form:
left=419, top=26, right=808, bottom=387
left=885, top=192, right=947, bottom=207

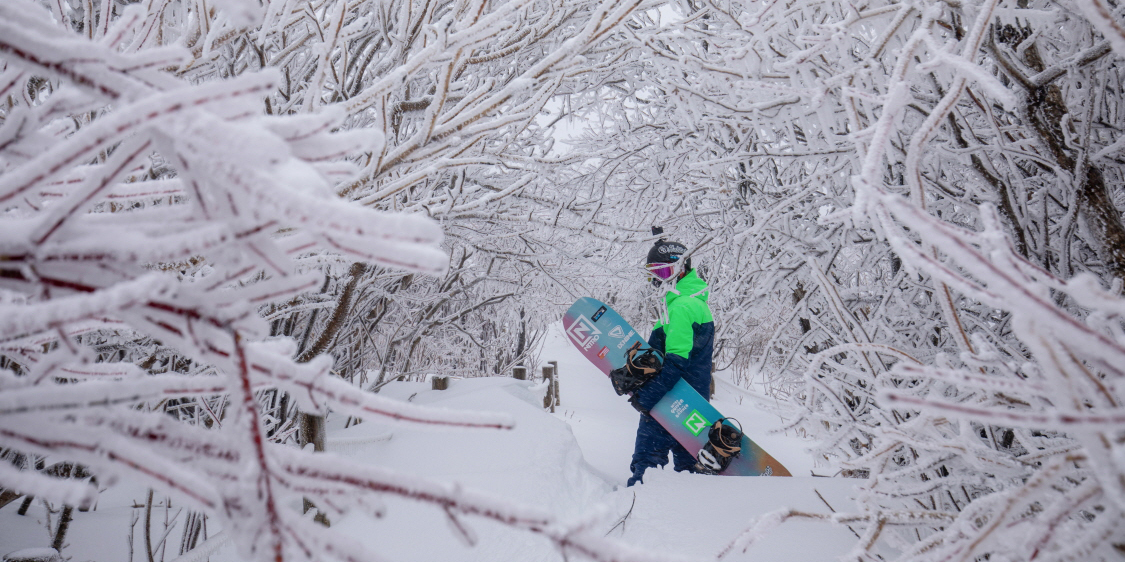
left=0, top=2, right=684, bottom=562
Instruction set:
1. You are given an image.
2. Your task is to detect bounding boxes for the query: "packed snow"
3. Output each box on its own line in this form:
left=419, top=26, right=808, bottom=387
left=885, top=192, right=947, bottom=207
left=1, top=324, right=864, bottom=562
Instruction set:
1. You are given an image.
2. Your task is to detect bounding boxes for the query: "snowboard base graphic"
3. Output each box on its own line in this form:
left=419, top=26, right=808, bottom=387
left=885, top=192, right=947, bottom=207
left=563, top=297, right=791, bottom=477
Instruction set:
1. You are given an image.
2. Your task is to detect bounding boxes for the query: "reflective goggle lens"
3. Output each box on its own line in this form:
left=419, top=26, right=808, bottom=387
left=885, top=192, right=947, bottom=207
left=647, top=263, right=675, bottom=280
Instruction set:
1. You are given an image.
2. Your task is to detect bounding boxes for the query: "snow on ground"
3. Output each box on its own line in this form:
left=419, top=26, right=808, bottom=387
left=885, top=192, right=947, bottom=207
left=1, top=323, right=864, bottom=562
left=539, top=324, right=862, bottom=561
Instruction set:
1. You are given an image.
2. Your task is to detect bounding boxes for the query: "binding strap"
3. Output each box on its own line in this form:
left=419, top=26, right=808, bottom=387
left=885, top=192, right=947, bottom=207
left=625, top=341, right=661, bottom=376
left=708, top=418, right=743, bottom=458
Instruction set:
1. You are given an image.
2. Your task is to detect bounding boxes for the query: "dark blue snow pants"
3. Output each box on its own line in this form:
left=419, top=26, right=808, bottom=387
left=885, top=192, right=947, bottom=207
left=629, top=414, right=698, bottom=479
left=627, top=305, right=714, bottom=486
left=628, top=366, right=712, bottom=485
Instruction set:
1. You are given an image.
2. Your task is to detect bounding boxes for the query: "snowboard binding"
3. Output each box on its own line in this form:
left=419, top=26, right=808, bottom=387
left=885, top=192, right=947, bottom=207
left=609, top=341, right=663, bottom=396
left=695, top=418, right=743, bottom=475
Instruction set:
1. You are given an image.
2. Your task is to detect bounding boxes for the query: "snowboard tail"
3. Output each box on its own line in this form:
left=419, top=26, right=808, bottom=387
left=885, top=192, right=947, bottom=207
left=563, top=297, right=791, bottom=477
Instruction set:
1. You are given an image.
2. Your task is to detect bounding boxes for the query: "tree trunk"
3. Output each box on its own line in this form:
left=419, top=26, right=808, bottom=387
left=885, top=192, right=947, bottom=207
left=295, top=261, right=369, bottom=527
left=1075, top=165, right=1125, bottom=280
left=51, top=505, right=73, bottom=552
left=1018, top=37, right=1125, bottom=281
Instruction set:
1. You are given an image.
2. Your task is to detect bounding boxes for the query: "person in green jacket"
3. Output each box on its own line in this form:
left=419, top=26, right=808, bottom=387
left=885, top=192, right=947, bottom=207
left=626, top=237, right=715, bottom=486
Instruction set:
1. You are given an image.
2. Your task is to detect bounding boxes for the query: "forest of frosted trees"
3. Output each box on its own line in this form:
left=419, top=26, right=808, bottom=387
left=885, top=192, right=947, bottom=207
left=1, top=0, right=1123, bottom=560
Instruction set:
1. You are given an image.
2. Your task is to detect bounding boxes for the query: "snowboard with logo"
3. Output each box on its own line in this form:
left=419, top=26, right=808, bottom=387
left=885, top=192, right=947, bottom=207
left=562, top=297, right=791, bottom=477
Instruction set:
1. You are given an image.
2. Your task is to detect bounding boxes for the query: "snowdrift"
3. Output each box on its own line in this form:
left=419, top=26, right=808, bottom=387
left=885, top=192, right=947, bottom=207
left=1, top=331, right=865, bottom=562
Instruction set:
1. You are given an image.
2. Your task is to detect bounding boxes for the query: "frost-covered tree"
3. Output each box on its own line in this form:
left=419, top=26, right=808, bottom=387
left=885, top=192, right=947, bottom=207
left=563, top=0, right=1125, bottom=559
left=207, top=0, right=653, bottom=389
left=0, top=2, right=681, bottom=562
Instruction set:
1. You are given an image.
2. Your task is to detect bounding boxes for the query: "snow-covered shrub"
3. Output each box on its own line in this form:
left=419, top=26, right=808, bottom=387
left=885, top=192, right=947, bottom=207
left=0, top=2, right=671, bottom=562
left=226, top=0, right=654, bottom=383
left=564, top=0, right=1125, bottom=559
left=805, top=0, right=1125, bottom=557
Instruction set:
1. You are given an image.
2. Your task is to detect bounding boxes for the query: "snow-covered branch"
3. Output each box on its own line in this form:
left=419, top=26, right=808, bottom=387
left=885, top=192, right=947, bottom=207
left=0, top=2, right=651, bottom=562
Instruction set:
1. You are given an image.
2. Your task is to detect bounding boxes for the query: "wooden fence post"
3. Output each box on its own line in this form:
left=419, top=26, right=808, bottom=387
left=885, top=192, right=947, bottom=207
left=431, top=376, right=449, bottom=390
left=542, top=365, right=557, bottom=412
left=513, top=366, right=527, bottom=380
left=548, top=361, right=560, bottom=406
left=298, top=413, right=330, bottom=526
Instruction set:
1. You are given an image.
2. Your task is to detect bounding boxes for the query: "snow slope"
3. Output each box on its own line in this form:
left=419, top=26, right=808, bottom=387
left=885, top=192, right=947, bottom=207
left=1, top=325, right=864, bottom=562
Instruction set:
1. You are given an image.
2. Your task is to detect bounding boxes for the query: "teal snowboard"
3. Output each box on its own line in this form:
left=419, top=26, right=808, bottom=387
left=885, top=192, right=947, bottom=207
left=563, top=297, right=791, bottom=476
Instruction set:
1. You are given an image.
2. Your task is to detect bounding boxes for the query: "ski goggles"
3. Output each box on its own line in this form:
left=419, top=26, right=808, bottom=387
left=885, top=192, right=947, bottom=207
left=645, top=262, right=676, bottom=281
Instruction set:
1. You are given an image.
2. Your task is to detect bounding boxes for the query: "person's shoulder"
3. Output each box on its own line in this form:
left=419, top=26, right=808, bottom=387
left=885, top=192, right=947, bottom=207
left=668, top=293, right=708, bottom=318
left=666, top=294, right=691, bottom=311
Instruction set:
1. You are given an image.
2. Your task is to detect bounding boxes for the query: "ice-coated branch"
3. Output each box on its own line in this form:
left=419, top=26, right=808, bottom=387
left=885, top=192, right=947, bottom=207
left=0, top=2, right=669, bottom=562
left=0, top=71, right=278, bottom=204
left=0, top=456, right=98, bottom=509
left=242, top=339, right=515, bottom=428
left=718, top=507, right=955, bottom=560
left=643, top=0, right=1125, bottom=558
left=0, top=375, right=229, bottom=416
left=273, top=447, right=694, bottom=562
left=0, top=423, right=223, bottom=511
left=1075, top=0, right=1125, bottom=60
left=880, top=391, right=1125, bottom=430
left=285, top=368, right=515, bottom=429
left=0, top=274, right=175, bottom=343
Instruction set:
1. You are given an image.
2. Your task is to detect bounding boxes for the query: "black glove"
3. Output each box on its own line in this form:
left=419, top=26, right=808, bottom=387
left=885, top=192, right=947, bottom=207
left=628, top=394, right=649, bottom=416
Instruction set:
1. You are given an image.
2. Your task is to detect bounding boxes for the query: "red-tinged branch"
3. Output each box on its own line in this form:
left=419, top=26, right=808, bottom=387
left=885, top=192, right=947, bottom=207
left=261, top=366, right=514, bottom=429
left=34, top=138, right=155, bottom=245
left=881, top=391, right=1125, bottom=428
left=0, top=377, right=230, bottom=416
left=33, top=274, right=229, bottom=334
left=0, top=426, right=220, bottom=510
left=881, top=197, right=1125, bottom=367
left=0, top=318, right=125, bottom=353
left=234, top=331, right=285, bottom=562
left=103, top=187, right=186, bottom=199
left=310, top=379, right=512, bottom=430
left=279, top=457, right=551, bottom=527
left=0, top=32, right=124, bottom=100
left=276, top=456, right=692, bottom=562
left=93, top=413, right=242, bottom=465
left=0, top=75, right=276, bottom=204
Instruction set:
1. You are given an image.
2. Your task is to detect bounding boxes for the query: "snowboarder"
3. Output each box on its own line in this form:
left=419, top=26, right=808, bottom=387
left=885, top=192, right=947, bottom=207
left=624, top=232, right=715, bottom=486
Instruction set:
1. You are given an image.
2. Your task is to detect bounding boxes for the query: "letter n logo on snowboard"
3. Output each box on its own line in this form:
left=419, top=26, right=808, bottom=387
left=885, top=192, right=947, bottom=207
left=683, top=410, right=709, bottom=436
left=566, top=315, right=601, bottom=348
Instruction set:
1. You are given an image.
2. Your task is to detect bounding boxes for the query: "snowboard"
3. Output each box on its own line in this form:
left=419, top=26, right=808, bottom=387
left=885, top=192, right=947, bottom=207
left=563, top=297, right=791, bottom=477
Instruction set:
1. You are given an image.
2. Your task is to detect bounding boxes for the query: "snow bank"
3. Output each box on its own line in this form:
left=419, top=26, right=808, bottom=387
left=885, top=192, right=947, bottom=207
left=2, top=327, right=866, bottom=562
